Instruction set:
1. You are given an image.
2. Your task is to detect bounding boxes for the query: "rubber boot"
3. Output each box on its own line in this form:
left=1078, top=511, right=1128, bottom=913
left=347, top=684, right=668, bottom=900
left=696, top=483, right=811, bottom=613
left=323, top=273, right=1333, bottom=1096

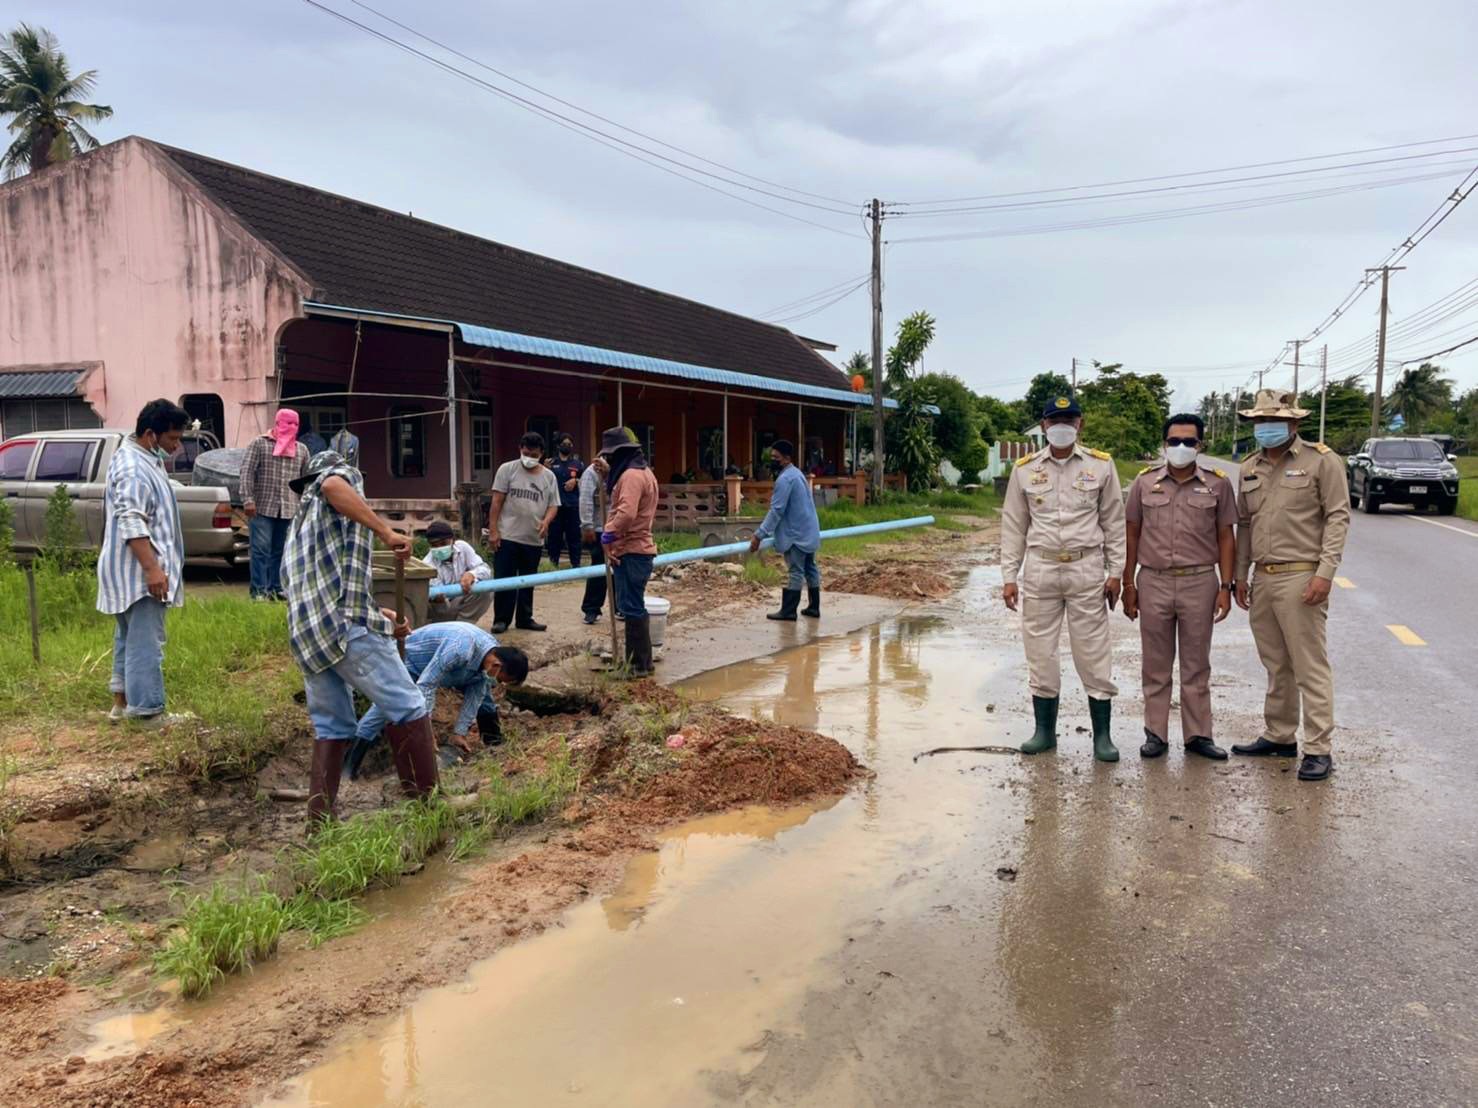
left=1089, top=697, right=1119, bottom=763
left=767, top=589, right=801, bottom=622
left=307, top=739, right=348, bottom=826
left=624, top=616, right=654, bottom=677
left=385, top=715, right=440, bottom=799
left=801, top=586, right=821, bottom=619
left=1019, top=696, right=1058, bottom=755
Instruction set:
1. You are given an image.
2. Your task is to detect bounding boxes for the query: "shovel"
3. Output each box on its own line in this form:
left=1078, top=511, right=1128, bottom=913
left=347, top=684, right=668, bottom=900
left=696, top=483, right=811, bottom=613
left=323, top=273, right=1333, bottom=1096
left=597, top=483, right=620, bottom=666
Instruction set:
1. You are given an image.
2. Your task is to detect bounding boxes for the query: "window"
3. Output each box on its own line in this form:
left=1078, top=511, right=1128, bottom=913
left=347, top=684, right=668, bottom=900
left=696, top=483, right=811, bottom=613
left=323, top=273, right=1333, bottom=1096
left=1, top=398, right=100, bottom=439
left=32, top=400, right=67, bottom=432
left=1370, top=440, right=1443, bottom=461
left=388, top=406, right=426, bottom=478
left=180, top=393, right=224, bottom=439
left=34, top=441, right=95, bottom=482
left=526, top=415, right=559, bottom=451
left=630, top=422, right=655, bottom=462
left=0, top=439, right=37, bottom=480
left=471, top=415, right=493, bottom=473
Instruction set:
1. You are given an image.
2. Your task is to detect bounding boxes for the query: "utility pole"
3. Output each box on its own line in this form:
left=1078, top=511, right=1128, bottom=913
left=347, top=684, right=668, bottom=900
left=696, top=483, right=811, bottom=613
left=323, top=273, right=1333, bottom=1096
left=1291, top=339, right=1302, bottom=398
left=1367, top=265, right=1405, bottom=439
left=1071, top=357, right=1078, bottom=392
left=869, top=198, right=885, bottom=502
left=1318, top=344, right=1328, bottom=444
left=1257, top=368, right=1265, bottom=391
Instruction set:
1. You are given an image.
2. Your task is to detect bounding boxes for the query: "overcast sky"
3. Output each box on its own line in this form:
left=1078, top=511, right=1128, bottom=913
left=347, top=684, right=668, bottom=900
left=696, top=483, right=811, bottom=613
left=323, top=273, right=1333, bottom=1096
left=32, top=0, right=1478, bottom=408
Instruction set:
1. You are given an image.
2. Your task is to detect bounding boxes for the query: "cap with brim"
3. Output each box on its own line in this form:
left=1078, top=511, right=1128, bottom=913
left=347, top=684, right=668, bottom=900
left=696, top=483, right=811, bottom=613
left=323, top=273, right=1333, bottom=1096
left=598, top=426, right=638, bottom=456
left=1238, top=388, right=1309, bottom=419
left=1040, top=394, right=1082, bottom=419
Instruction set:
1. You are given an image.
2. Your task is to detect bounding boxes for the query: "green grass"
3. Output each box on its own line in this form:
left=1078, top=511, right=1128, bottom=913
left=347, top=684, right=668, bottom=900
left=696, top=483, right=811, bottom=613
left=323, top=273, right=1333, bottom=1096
left=0, top=562, right=298, bottom=780
left=155, top=751, right=577, bottom=997
left=655, top=531, right=702, bottom=555
left=1455, top=457, right=1478, bottom=522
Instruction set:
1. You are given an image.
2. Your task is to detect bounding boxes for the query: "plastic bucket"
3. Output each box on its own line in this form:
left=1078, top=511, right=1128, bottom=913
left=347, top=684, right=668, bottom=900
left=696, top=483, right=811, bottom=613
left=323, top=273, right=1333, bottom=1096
left=645, top=595, right=671, bottom=646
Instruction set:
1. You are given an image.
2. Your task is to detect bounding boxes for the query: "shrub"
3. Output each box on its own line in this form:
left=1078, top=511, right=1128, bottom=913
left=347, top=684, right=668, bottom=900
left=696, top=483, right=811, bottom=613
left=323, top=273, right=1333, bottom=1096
left=0, top=496, right=13, bottom=564
left=41, top=484, right=91, bottom=572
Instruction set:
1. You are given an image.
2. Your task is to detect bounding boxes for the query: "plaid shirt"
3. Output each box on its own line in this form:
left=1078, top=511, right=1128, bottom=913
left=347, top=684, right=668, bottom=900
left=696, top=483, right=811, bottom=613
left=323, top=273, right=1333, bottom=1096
left=281, top=463, right=393, bottom=674
left=240, top=435, right=310, bottom=519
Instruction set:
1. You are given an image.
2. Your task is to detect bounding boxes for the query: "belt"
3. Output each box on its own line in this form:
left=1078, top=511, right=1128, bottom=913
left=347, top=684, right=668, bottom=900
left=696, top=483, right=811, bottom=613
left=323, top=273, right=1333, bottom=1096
left=1140, top=564, right=1215, bottom=577
left=1034, top=548, right=1088, bottom=563
left=1258, top=561, right=1319, bottom=575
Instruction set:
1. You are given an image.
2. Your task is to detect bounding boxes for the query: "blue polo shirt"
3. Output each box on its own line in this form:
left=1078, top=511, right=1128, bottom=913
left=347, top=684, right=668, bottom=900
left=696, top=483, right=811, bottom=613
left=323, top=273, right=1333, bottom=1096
left=755, top=464, right=821, bottom=554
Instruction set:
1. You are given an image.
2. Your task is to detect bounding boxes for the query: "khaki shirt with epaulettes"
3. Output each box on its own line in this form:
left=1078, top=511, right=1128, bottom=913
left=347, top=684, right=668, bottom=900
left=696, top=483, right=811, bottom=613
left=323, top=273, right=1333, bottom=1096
left=1234, top=438, right=1351, bottom=580
left=1000, top=444, right=1126, bottom=584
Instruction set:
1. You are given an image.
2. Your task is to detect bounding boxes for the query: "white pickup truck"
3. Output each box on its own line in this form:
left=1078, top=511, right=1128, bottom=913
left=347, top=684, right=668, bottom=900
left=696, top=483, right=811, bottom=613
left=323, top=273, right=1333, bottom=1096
left=0, top=430, right=242, bottom=561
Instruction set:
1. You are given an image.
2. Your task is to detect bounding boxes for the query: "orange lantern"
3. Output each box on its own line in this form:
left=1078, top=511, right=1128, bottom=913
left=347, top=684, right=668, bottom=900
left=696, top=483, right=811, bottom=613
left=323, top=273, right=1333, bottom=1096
left=851, top=374, right=865, bottom=392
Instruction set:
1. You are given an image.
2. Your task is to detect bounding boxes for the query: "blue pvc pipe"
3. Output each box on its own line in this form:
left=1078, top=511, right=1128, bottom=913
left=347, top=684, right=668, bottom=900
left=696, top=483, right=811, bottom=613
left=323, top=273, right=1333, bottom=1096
left=428, top=515, right=936, bottom=598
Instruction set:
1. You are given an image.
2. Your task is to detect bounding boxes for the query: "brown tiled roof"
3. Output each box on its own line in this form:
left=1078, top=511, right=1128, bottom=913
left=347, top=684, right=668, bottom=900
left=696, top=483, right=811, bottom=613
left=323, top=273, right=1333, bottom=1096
left=156, top=143, right=850, bottom=392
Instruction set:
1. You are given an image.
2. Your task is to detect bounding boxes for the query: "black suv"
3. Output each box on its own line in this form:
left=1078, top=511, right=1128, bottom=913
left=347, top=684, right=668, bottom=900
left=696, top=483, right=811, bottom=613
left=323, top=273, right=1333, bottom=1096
left=1347, top=436, right=1460, bottom=515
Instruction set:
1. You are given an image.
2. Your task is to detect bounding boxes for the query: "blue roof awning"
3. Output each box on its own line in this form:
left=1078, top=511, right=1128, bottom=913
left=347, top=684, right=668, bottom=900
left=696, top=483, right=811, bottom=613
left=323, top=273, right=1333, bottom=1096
left=303, top=302, right=900, bottom=410
left=0, top=367, right=91, bottom=399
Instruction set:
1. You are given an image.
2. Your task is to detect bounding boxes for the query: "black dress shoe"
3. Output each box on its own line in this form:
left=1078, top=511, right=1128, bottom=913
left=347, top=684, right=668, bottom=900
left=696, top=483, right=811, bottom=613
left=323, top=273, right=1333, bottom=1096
left=491, top=621, right=509, bottom=634
left=582, top=612, right=600, bottom=625
left=1231, top=736, right=1298, bottom=757
left=1297, top=754, right=1333, bottom=781
left=1185, top=736, right=1228, bottom=760
left=515, top=620, right=547, bottom=632
left=1139, top=730, right=1168, bottom=759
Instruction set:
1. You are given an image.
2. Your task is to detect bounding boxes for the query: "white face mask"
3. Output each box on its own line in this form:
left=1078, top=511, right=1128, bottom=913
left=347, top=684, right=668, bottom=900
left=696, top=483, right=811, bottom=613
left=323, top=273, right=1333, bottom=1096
left=1165, top=444, right=1199, bottom=468
left=1044, top=424, right=1078, bottom=448
left=519, top=454, right=540, bottom=469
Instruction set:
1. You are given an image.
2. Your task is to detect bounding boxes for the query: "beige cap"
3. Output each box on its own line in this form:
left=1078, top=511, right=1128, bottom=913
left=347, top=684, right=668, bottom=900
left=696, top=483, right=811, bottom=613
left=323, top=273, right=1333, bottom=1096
left=1238, top=388, right=1309, bottom=419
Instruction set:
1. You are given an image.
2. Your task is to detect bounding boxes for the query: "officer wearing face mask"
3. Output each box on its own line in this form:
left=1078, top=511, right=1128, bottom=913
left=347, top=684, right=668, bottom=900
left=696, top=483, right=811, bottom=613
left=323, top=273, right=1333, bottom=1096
left=1231, top=389, right=1349, bottom=782
left=1122, top=414, right=1238, bottom=762
left=1000, top=394, right=1126, bottom=762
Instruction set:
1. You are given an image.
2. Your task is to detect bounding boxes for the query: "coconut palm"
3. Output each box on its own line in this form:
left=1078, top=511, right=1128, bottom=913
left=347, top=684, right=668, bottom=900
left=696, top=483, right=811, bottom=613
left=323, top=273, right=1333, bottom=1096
left=1, top=23, right=112, bottom=179
left=1385, top=362, right=1452, bottom=433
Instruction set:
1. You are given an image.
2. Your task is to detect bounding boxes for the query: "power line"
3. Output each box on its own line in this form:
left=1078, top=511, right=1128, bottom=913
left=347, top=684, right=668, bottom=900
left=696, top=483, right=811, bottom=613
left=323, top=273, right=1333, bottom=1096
left=302, top=0, right=866, bottom=238
left=760, top=273, right=871, bottom=318
left=767, top=277, right=872, bottom=325
left=887, top=167, right=1465, bottom=244
left=1396, top=332, right=1478, bottom=365
left=341, top=0, right=856, bottom=208
left=888, top=132, right=1478, bottom=207
left=887, top=150, right=1478, bottom=219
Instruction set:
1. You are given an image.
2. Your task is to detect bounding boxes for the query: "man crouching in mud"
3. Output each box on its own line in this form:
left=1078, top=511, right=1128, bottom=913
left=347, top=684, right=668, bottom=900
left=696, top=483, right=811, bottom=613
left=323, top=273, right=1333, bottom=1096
left=281, top=451, right=440, bottom=825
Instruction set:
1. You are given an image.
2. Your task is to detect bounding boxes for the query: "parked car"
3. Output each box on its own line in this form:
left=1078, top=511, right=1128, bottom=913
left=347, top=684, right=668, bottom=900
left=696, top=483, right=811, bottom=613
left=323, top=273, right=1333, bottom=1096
left=1346, top=436, right=1460, bottom=515
left=0, top=430, right=243, bottom=560
left=163, top=428, right=222, bottom=478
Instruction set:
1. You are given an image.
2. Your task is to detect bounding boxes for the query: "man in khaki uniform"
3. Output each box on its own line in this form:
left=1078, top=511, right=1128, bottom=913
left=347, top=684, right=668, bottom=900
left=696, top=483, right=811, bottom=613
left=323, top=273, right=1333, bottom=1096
left=1001, top=394, right=1125, bottom=762
left=1122, top=413, right=1238, bottom=761
left=1231, top=389, right=1350, bottom=781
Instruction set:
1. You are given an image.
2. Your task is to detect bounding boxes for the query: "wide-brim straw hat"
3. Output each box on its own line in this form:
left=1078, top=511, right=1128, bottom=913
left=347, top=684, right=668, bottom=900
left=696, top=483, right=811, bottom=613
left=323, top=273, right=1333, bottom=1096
left=1238, top=388, right=1309, bottom=419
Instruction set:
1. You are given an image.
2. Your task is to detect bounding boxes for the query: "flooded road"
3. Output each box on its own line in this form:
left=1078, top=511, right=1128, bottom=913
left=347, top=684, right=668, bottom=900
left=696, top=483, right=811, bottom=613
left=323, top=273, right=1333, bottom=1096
left=259, top=565, right=1478, bottom=1106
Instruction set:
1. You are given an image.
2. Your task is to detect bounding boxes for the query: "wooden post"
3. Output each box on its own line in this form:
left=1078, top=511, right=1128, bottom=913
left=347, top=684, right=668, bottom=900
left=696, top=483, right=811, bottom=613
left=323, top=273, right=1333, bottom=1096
left=25, top=562, right=40, bottom=665
left=393, top=557, right=407, bottom=660
left=598, top=482, right=619, bottom=664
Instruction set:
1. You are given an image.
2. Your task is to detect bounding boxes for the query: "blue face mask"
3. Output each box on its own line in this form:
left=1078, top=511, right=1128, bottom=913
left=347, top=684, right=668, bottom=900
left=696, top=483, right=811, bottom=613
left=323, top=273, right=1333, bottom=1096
left=1253, top=423, right=1292, bottom=449
left=428, top=545, right=454, bottom=564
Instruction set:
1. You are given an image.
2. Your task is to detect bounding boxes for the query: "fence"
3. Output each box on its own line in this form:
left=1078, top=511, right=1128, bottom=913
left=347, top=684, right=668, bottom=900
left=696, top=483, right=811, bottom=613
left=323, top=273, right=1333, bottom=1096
left=657, top=473, right=874, bottom=529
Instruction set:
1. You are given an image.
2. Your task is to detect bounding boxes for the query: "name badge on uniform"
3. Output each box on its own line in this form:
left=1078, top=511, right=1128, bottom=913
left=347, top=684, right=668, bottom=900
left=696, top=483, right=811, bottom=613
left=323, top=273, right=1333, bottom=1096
left=1191, top=485, right=1211, bottom=494
left=1284, top=469, right=1307, bottom=478
left=1072, top=473, right=1098, bottom=491
left=1029, top=471, right=1049, bottom=486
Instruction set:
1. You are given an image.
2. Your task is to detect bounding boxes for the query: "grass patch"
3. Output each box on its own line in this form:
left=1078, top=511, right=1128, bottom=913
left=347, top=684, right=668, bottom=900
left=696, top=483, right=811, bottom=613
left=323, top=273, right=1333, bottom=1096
left=742, top=556, right=784, bottom=587
left=655, top=531, right=702, bottom=554
left=0, top=563, right=298, bottom=781
left=155, top=749, right=577, bottom=997
left=1455, top=457, right=1478, bottom=522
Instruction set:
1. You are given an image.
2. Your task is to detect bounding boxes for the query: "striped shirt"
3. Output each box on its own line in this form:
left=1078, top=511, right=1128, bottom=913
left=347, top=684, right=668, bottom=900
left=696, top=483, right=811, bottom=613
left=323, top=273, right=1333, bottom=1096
left=402, top=623, right=499, bottom=736
left=96, top=437, right=184, bottom=614
left=280, top=463, right=393, bottom=674
left=578, top=464, right=602, bottom=530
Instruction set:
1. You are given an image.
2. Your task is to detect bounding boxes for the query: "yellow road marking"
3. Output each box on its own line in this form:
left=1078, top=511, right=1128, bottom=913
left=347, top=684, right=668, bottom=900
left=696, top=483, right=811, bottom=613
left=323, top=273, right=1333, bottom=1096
left=1404, top=515, right=1478, bottom=539
left=1333, top=576, right=1356, bottom=589
left=1386, top=624, right=1427, bottom=646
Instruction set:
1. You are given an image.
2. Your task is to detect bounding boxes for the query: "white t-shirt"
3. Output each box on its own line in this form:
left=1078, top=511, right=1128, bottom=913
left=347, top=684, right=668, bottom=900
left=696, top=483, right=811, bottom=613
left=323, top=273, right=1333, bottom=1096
left=492, top=460, right=559, bottom=546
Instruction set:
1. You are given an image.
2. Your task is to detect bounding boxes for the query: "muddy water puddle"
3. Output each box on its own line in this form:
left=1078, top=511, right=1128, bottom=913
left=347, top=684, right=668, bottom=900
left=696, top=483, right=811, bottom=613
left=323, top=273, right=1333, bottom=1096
left=260, top=570, right=1031, bottom=1105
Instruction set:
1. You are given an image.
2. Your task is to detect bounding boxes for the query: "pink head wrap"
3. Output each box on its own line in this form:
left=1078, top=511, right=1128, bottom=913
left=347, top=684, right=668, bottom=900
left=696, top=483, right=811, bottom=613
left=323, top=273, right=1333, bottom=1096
left=271, top=409, right=301, bottom=458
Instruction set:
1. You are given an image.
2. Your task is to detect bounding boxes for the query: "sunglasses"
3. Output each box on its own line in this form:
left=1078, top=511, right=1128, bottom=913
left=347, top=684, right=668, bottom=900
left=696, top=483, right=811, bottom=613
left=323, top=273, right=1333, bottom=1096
left=1165, top=436, right=1201, bottom=447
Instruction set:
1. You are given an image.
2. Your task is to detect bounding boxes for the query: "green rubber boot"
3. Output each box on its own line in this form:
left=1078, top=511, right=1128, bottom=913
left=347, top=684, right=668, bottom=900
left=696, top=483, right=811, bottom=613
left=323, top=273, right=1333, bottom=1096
left=1019, top=696, right=1059, bottom=755
left=1089, top=697, right=1118, bottom=763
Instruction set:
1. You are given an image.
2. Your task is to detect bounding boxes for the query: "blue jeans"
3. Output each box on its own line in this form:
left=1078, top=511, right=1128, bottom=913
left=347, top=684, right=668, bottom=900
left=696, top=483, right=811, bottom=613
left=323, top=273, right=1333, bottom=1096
left=111, top=597, right=168, bottom=718
left=784, top=547, right=821, bottom=590
left=303, top=626, right=427, bottom=741
left=612, top=553, right=654, bottom=620
left=249, top=514, right=291, bottom=597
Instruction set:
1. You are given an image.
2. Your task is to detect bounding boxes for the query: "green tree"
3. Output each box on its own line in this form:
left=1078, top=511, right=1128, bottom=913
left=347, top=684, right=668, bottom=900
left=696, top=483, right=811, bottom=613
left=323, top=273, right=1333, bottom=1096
left=843, top=350, right=872, bottom=390
left=1023, top=373, right=1073, bottom=423
left=913, top=372, right=978, bottom=458
left=0, top=24, right=112, bottom=179
left=881, top=312, right=941, bottom=491
left=41, top=483, right=88, bottom=571
left=975, top=394, right=1020, bottom=445
left=884, top=311, right=936, bottom=389
left=1385, top=362, right=1453, bottom=433
left=949, top=434, right=991, bottom=484
left=1078, top=368, right=1166, bottom=458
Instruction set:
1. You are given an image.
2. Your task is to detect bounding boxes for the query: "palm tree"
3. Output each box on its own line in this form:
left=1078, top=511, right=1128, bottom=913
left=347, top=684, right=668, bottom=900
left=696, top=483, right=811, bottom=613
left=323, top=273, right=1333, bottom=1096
left=1385, top=362, right=1452, bottom=433
left=0, top=24, right=112, bottom=180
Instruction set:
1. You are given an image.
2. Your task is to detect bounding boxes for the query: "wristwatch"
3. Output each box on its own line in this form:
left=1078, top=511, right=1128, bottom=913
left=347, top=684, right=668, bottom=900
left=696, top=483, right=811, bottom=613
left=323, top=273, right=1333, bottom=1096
left=1219, top=581, right=1235, bottom=592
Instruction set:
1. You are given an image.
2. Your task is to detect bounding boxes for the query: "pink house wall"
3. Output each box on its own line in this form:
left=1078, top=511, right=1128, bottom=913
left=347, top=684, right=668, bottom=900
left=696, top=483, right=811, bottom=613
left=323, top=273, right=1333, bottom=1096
left=0, top=137, right=310, bottom=443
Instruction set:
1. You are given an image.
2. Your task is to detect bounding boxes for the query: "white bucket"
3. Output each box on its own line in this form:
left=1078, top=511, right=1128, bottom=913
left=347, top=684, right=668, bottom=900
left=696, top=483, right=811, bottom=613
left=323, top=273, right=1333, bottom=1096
left=645, top=596, right=671, bottom=646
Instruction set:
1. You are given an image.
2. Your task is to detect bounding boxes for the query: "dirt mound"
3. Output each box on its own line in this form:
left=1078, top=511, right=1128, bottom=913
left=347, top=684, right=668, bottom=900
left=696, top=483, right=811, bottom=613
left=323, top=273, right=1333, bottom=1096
left=828, top=559, right=954, bottom=600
